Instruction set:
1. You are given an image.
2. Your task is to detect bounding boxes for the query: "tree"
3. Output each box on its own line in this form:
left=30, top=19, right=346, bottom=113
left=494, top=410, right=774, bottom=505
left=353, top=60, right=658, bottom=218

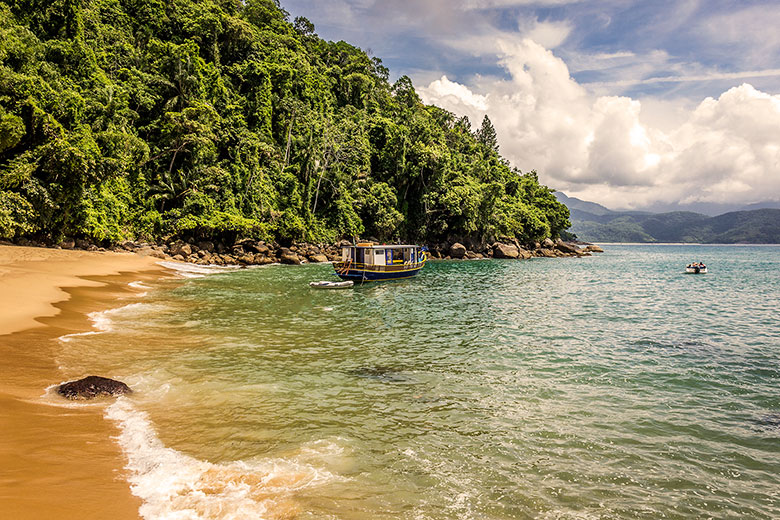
left=0, top=0, right=572, bottom=245
left=476, top=114, right=498, bottom=153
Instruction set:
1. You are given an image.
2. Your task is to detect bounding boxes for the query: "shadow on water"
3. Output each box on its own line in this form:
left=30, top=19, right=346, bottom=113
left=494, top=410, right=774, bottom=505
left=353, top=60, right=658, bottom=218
left=346, top=365, right=413, bottom=383
left=752, top=414, right=780, bottom=432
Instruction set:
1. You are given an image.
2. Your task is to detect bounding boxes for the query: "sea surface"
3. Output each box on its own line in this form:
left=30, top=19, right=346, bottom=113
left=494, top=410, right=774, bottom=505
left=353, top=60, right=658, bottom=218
left=53, top=245, right=780, bottom=519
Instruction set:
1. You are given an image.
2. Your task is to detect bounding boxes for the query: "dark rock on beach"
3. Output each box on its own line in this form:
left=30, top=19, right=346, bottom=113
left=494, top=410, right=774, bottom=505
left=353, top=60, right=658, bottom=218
left=57, top=376, right=132, bottom=400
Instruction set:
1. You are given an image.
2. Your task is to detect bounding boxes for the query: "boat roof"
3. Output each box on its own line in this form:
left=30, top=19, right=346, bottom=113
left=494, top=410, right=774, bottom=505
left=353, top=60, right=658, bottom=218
left=346, top=243, right=419, bottom=249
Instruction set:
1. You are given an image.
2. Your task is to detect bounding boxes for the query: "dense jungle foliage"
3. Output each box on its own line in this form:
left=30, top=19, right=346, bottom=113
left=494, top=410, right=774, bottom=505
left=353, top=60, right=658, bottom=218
left=0, top=0, right=570, bottom=245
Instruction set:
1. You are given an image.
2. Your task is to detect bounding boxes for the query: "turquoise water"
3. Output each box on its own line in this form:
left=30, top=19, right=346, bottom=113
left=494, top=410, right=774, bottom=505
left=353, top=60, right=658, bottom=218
left=57, top=245, right=780, bottom=519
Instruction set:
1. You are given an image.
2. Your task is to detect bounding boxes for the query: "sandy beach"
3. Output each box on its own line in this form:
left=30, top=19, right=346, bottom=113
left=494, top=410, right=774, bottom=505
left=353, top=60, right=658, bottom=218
left=0, top=245, right=166, bottom=519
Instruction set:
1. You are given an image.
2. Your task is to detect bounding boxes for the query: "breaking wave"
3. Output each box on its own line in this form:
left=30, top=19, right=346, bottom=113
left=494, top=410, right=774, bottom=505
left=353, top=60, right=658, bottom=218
left=106, top=398, right=342, bottom=520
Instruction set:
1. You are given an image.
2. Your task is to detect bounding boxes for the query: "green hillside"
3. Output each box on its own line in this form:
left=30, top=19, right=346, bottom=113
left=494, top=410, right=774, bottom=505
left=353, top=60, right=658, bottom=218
left=568, top=207, right=780, bottom=244
left=0, top=0, right=569, bottom=246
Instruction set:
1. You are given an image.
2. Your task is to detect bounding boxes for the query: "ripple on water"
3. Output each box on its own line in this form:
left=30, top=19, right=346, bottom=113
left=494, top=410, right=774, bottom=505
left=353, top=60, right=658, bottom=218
left=57, top=245, right=780, bottom=519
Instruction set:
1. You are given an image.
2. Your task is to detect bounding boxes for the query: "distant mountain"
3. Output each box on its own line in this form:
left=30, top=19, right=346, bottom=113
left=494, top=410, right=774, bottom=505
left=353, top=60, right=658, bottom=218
left=740, top=200, right=780, bottom=212
left=555, top=193, right=780, bottom=243
left=617, top=199, right=780, bottom=216
left=554, top=192, right=613, bottom=216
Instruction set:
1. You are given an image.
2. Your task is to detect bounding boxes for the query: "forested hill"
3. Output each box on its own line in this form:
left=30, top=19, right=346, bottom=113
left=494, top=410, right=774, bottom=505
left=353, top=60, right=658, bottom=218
left=0, top=0, right=570, bottom=247
left=566, top=207, right=780, bottom=244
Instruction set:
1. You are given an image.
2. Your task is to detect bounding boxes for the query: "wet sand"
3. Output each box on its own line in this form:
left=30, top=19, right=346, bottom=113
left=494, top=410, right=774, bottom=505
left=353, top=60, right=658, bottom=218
left=0, top=245, right=167, bottom=519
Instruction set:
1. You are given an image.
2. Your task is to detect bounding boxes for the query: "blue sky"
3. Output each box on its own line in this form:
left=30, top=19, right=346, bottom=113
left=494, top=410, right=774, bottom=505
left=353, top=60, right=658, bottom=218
left=282, top=1, right=780, bottom=211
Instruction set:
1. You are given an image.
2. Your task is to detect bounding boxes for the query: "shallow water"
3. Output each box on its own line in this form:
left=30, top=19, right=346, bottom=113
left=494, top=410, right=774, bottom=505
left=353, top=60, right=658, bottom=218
left=56, top=245, right=780, bottom=519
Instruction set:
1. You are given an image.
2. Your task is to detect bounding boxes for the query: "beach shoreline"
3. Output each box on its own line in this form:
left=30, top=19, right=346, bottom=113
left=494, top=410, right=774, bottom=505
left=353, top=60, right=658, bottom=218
left=0, top=245, right=169, bottom=519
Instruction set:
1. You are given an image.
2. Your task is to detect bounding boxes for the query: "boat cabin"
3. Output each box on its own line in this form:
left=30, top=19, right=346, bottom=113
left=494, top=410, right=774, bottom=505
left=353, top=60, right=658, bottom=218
left=341, top=243, right=422, bottom=267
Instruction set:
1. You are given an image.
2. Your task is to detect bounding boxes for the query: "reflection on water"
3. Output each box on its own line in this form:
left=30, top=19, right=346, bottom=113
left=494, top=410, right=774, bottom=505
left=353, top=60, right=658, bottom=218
left=56, top=245, right=780, bottom=519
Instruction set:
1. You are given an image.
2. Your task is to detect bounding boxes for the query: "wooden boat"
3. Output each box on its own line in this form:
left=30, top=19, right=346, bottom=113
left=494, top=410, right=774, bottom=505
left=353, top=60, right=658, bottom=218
left=309, top=280, right=354, bottom=289
left=333, top=243, right=426, bottom=282
left=685, top=263, right=708, bottom=274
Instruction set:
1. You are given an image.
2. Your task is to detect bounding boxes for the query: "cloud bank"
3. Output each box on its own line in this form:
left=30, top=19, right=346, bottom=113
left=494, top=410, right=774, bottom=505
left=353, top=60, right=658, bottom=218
left=419, top=39, right=780, bottom=210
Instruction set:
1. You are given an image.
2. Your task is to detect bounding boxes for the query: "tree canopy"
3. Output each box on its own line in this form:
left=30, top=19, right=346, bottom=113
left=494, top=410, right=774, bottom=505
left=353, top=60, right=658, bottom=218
left=0, top=0, right=570, bottom=245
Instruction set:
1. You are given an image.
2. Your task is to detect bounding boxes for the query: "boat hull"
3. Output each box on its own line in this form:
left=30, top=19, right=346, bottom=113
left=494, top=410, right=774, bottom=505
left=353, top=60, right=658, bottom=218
left=333, top=261, right=425, bottom=282
left=685, top=267, right=708, bottom=274
left=309, top=281, right=354, bottom=289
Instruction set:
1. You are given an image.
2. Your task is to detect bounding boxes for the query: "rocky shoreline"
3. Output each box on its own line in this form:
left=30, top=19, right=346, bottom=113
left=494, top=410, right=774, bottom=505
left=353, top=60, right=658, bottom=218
left=6, top=236, right=603, bottom=266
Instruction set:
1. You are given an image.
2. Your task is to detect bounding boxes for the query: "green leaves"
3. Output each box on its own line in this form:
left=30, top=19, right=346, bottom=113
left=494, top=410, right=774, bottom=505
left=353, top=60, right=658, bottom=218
left=0, top=107, right=24, bottom=153
left=0, top=0, right=571, bottom=246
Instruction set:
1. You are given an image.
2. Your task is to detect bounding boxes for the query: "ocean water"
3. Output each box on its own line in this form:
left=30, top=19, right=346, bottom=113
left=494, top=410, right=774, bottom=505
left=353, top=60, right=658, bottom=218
left=55, top=245, right=780, bottom=519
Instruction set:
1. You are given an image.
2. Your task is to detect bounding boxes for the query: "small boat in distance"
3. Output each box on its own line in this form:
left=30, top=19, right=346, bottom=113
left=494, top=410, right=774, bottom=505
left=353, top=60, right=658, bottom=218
left=333, top=242, right=426, bottom=282
left=309, top=280, right=354, bottom=289
left=686, top=262, right=708, bottom=274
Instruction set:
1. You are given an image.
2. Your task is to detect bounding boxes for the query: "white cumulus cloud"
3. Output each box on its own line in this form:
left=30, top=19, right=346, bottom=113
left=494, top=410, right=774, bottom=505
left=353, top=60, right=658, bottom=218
left=419, top=39, right=780, bottom=210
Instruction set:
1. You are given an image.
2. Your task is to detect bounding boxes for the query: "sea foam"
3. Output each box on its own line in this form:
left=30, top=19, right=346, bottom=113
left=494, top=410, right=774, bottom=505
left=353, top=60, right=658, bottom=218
left=128, top=280, right=152, bottom=296
left=57, top=303, right=157, bottom=343
left=106, top=398, right=339, bottom=520
left=157, top=260, right=240, bottom=279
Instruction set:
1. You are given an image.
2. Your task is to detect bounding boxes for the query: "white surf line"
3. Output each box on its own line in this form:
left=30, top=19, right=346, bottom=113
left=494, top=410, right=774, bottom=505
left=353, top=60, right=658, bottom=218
left=106, top=397, right=342, bottom=520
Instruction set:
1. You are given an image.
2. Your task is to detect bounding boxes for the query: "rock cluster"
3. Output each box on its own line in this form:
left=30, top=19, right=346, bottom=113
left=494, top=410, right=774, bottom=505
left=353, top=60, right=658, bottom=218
left=57, top=376, right=132, bottom=400
left=35, top=236, right=345, bottom=266
left=11, top=235, right=602, bottom=266
left=425, top=238, right=602, bottom=261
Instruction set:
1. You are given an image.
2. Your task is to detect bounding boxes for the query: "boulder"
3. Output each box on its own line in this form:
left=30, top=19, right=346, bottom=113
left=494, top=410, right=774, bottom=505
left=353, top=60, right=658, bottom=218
left=555, top=240, right=580, bottom=254
left=252, top=242, right=270, bottom=255
left=449, top=242, right=467, bottom=259
left=516, top=248, right=532, bottom=259
left=583, top=244, right=604, bottom=253
left=75, top=238, right=91, bottom=249
left=170, top=241, right=192, bottom=257
left=542, top=238, right=555, bottom=248
left=197, top=240, right=215, bottom=252
left=281, top=253, right=301, bottom=264
left=59, top=238, right=75, bottom=250
left=536, top=248, right=557, bottom=258
left=308, top=254, right=329, bottom=263
left=57, top=376, right=132, bottom=400
left=237, top=253, right=255, bottom=265
left=280, top=252, right=301, bottom=265
left=172, top=254, right=185, bottom=261
left=493, top=243, right=520, bottom=259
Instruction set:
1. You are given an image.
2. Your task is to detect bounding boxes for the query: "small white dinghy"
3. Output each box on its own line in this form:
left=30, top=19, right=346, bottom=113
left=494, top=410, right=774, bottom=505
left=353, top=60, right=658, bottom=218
left=309, top=280, right=354, bottom=289
left=685, top=263, right=708, bottom=274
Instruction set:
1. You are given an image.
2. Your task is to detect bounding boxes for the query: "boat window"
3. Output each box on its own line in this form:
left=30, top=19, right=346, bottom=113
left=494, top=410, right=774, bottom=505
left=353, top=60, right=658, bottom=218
left=392, top=249, right=404, bottom=263
left=342, top=247, right=351, bottom=261
left=375, top=249, right=385, bottom=265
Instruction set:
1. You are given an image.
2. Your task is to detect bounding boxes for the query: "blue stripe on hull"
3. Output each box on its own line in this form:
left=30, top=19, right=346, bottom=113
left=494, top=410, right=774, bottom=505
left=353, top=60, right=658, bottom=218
left=335, top=267, right=422, bottom=282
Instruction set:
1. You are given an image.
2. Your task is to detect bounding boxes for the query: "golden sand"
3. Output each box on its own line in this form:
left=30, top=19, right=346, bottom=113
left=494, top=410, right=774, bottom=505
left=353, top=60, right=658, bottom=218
left=0, top=245, right=167, bottom=519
